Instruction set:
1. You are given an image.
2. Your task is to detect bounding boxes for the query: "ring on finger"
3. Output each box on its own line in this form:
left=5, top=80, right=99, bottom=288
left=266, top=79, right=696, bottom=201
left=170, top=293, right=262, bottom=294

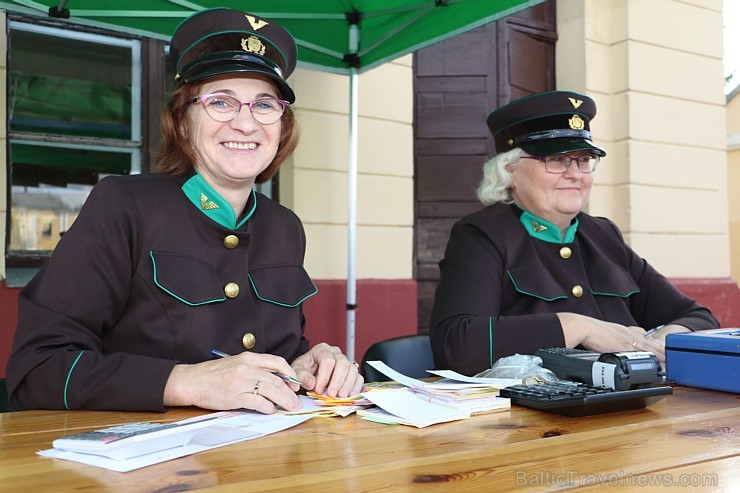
left=253, top=381, right=260, bottom=395
left=349, top=360, right=360, bottom=370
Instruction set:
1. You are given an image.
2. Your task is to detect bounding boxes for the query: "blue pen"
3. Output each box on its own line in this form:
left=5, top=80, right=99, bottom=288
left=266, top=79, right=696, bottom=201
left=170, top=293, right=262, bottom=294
left=210, top=349, right=302, bottom=386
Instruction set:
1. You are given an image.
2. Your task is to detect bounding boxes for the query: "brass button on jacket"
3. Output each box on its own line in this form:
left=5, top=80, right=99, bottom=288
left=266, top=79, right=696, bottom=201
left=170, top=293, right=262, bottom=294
left=559, top=246, right=572, bottom=259
left=571, top=285, right=584, bottom=298
left=242, top=333, right=256, bottom=350
left=224, top=282, right=240, bottom=298
left=224, top=235, right=239, bottom=249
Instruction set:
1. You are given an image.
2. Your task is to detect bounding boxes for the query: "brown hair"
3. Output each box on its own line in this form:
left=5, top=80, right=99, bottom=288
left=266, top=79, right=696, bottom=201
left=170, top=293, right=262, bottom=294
left=155, top=80, right=300, bottom=183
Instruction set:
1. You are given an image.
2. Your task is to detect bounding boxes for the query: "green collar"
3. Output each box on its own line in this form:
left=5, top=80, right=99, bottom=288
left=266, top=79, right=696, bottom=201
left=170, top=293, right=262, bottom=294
left=517, top=207, right=578, bottom=244
left=181, top=172, right=257, bottom=230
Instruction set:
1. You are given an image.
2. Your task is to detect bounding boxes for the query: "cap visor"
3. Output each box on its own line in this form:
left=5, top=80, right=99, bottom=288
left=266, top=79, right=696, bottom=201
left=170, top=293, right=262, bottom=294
left=521, top=139, right=606, bottom=157
left=183, top=64, right=295, bottom=103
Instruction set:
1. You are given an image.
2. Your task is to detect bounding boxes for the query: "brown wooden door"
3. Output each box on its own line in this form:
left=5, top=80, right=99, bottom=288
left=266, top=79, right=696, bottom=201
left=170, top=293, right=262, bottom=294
left=414, top=1, right=556, bottom=333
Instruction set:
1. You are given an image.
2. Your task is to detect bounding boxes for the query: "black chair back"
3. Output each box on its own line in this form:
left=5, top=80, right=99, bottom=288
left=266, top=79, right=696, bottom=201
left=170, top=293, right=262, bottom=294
left=361, top=335, right=435, bottom=382
left=0, top=378, right=13, bottom=412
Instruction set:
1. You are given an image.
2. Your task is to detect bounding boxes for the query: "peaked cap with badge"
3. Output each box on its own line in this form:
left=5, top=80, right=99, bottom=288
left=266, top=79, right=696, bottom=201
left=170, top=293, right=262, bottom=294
left=170, top=8, right=298, bottom=102
left=487, top=90, right=606, bottom=157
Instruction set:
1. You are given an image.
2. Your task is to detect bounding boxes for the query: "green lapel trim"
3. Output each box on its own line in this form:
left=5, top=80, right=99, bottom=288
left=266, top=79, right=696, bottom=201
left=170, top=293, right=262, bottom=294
left=236, top=191, right=257, bottom=229
left=517, top=208, right=578, bottom=244
left=181, top=172, right=257, bottom=230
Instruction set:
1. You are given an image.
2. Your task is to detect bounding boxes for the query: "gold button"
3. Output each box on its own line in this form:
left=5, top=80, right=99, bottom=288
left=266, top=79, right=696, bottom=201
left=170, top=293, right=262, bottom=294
left=560, top=247, right=572, bottom=259
left=242, top=333, right=256, bottom=350
left=224, top=235, right=239, bottom=249
left=571, top=285, right=583, bottom=298
left=224, top=282, right=240, bottom=298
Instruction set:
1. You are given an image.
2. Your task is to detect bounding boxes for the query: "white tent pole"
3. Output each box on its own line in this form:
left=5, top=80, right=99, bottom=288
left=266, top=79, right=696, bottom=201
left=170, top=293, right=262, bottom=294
left=346, top=22, right=360, bottom=361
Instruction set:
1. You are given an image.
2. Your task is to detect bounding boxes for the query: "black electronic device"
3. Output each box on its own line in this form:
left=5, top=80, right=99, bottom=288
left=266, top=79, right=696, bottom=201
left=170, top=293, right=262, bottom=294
left=535, top=348, right=664, bottom=391
left=499, top=381, right=673, bottom=416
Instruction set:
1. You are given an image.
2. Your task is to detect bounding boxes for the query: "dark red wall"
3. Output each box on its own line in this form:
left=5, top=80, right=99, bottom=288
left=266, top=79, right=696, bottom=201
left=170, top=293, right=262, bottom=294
left=0, top=283, right=20, bottom=378
left=302, top=280, right=419, bottom=362
left=1, top=277, right=737, bottom=378
left=670, top=277, right=740, bottom=327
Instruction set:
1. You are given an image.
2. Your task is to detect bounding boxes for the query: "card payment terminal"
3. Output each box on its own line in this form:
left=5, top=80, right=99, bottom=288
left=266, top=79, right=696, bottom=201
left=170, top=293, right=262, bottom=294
left=535, top=348, right=664, bottom=390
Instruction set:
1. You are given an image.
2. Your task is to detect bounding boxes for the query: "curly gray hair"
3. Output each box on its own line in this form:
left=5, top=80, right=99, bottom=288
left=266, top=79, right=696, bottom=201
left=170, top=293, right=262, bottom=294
left=476, top=148, right=524, bottom=205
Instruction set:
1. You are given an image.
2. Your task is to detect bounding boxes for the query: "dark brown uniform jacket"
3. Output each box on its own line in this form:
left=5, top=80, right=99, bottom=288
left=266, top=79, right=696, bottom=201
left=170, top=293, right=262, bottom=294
left=430, top=203, right=719, bottom=375
left=7, top=173, right=317, bottom=411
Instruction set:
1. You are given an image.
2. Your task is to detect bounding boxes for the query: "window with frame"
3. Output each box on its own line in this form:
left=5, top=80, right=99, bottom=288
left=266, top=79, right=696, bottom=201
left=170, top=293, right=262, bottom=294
left=6, top=20, right=142, bottom=266
left=5, top=18, right=276, bottom=280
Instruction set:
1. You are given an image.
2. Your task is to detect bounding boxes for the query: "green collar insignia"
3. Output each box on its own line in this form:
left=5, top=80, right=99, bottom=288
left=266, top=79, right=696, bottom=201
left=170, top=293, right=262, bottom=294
left=518, top=208, right=578, bottom=244
left=182, top=172, right=256, bottom=230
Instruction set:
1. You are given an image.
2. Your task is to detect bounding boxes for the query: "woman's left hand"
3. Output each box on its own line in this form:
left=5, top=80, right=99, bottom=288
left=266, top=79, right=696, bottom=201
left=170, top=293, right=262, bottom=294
left=291, top=343, right=364, bottom=397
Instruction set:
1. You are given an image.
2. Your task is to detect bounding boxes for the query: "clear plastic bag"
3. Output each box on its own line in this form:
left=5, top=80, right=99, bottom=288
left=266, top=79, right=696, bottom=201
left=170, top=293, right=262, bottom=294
left=474, top=353, right=558, bottom=384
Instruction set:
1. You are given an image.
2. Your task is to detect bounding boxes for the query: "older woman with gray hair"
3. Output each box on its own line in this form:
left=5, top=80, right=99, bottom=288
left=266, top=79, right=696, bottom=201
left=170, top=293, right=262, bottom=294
left=429, top=90, right=718, bottom=376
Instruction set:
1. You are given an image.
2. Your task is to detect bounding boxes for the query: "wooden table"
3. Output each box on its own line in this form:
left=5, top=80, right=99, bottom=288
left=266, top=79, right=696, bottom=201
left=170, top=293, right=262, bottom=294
left=0, top=386, right=738, bottom=492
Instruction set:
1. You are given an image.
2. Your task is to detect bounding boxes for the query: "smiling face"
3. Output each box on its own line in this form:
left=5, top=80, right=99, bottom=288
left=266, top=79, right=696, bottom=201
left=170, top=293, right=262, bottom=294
left=509, top=151, right=594, bottom=231
left=183, top=75, right=282, bottom=195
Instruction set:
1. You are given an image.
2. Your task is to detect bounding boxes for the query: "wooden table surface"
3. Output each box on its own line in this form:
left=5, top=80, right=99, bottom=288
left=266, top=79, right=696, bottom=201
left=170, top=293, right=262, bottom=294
left=0, top=386, right=738, bottom=492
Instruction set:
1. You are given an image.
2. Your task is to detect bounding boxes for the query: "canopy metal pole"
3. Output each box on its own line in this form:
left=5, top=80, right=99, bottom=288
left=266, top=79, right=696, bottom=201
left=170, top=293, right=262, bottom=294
left=346, top=22, right=360, bottom=361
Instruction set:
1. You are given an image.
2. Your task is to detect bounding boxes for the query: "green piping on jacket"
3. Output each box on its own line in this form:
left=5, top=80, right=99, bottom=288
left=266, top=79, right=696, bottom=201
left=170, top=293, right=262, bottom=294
left=508, top=271, right=568, bottom=302
left=248, top=273, right=318, bottom=307
left=64, top=351, right=85, bottom=410
left=150, top=251, right=227, bottom=306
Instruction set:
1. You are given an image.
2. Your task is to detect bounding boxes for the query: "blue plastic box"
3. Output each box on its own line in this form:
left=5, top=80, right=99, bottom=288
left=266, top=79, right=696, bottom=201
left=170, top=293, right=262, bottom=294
left=665, top=329, right=740, bottom=394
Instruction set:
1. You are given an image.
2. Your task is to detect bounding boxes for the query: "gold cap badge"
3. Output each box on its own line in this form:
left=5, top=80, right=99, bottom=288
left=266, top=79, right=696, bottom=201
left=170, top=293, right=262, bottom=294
left=242, top=36, right=266, bottom=56
left=245, top=15, right=268, bottom=31
left=568, top=114, right=585, bottom=130
left=200, top=193, right=219, bottom=210
left=568, top=97, right=583, bottom=109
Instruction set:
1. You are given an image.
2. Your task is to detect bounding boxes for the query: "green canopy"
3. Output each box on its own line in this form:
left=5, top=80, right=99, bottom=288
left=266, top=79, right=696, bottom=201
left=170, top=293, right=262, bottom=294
left=2, top=0, right=545, bottom=359
left=2, top=0, right=544, bottom=74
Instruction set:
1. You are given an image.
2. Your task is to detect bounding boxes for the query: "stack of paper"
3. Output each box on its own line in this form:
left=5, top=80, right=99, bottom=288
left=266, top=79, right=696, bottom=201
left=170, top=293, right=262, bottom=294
left=364, top=361, right=519, bottom=418
left=358, top=388, right=470, bottom=427
left=411, top=386, right=510, bottom=413
left=414, top=369, right=517, bottom=413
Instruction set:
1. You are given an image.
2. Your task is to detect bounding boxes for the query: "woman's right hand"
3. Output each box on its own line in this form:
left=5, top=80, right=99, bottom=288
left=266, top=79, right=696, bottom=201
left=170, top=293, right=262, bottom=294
left=163, top=352, right=301, bottom=413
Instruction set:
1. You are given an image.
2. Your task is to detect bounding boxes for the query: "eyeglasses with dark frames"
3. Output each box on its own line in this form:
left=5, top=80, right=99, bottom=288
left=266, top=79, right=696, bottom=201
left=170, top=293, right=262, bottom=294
left=520, top=154, right=600, bottom=174
left=188, top=93, right=289, bottom=125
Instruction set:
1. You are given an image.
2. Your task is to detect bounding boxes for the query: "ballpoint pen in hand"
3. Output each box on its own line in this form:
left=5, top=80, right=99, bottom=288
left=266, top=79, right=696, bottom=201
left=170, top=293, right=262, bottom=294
left=644, top=325, right=664, bottom=337
left=210, top=349, right=302, bottom=386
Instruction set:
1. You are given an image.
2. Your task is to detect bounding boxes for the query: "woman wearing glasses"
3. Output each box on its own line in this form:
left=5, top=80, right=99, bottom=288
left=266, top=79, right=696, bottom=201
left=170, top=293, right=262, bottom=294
left=430, top=91, right=718, bottom=376
left=7, top=8, right=363, bottom=413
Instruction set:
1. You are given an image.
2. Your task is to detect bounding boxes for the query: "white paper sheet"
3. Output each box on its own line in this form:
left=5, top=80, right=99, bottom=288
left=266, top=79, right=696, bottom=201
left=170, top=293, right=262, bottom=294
left=365, top=361, right=430, bottom=388
left=360, top=388, right=469, bottom=427
left=365, top=361, right=520, bottom=389
left=425, top=370, right=520, bottom=388
left=38, top=412, right=312, bottom=472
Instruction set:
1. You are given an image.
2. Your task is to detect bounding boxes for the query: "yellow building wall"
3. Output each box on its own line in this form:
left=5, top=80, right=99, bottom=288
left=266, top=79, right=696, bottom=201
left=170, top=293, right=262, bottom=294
left=557, top=0, right=730, bottom=278
left=283, top=56, right=414, bottom=281
left=727, top=89, right=740, bottom=282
